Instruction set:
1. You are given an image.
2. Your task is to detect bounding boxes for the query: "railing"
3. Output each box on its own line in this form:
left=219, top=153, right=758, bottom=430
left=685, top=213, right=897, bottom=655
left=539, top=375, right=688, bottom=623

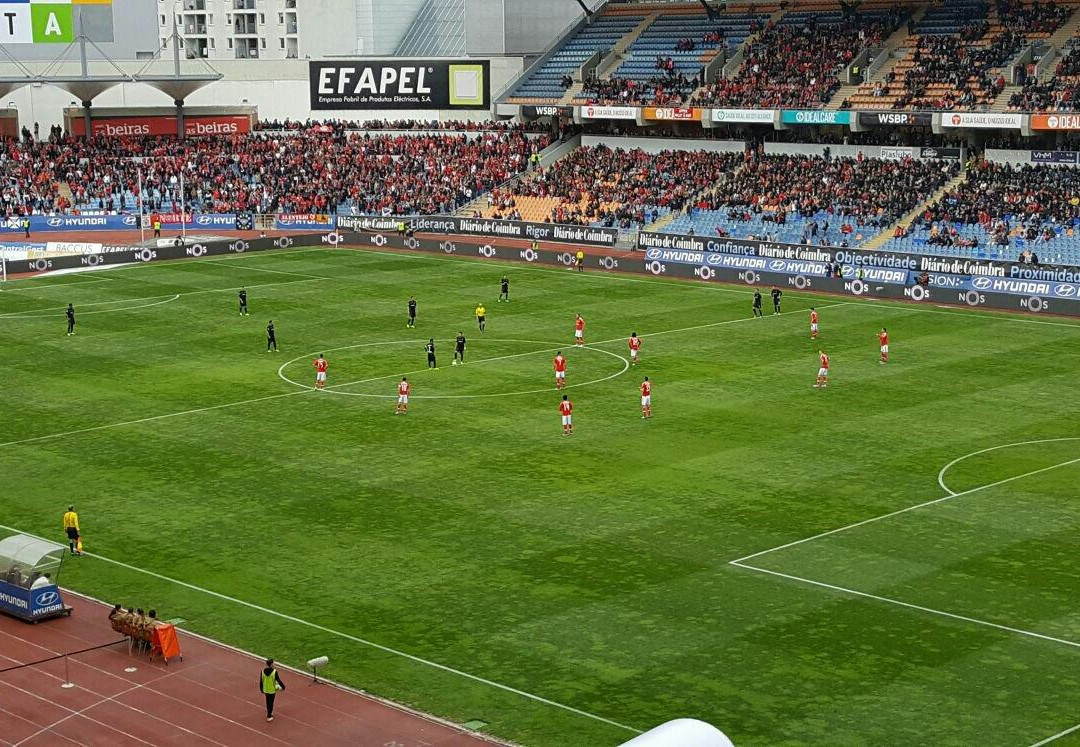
left=0, top=639, right=127, bottom=689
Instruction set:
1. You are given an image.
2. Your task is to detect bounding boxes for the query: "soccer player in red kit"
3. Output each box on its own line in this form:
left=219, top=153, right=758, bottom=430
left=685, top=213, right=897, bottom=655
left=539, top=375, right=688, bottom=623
left=878, top=327, right=889, bottom=364
left=628, top=332, right=642, bottom=365
left=574, top=314, right=586, bottom=346
left=809, top=307, right=820, bottom=339
left=553, top=351, right=567, bottom=389
left=814, top=350, right=830, bottom=388
left=559, top=394, right=574, bottom=435
left=640, top=376, right=652, bottom=419
left=313, top=354, right=328, bottom=389
left=395, top=377, right=411, bottom=414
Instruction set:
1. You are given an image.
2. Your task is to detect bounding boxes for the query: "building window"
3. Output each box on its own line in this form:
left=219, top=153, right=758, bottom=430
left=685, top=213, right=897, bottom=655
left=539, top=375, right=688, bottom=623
left=279, top=37, right=284, bottom=48
left=260, top=37, right=266, bottom=48
left=227, top=38, right=233, bottom=49
left=226, top=14, right=231, bottom=24
left=210, top=38, right=215, bottom=48
left=160, top=14, right=166, bottom=25
left=259, top=13, right=265, bottom=24
left=207, top=14, right=213, bottom=24
left=278, top=13, right=283, bottom=24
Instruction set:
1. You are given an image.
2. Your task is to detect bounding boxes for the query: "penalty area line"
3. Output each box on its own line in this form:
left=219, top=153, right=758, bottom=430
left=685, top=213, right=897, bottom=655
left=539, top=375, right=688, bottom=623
left=0, top=522, right=642, bottom=737
left=1029, top=720, right=1080, bottom=747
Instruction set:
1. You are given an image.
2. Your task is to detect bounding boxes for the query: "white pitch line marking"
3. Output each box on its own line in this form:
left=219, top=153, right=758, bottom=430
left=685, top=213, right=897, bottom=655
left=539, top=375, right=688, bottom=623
left=0, top=294, right=181, bottom=319
left=1029, top=720, right=1080, bottom=746
left=936, top=437, right=1080, bottom=495
left=0, top=522, right=641, bottom=736
left=194, top=258, right=331, bottom=280
left=729, top=561, right=1080, bottom=651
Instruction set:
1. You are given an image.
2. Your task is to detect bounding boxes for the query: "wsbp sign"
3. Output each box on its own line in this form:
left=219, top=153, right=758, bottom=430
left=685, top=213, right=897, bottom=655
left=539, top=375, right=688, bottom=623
left=309, top=60, right=490, bottom=110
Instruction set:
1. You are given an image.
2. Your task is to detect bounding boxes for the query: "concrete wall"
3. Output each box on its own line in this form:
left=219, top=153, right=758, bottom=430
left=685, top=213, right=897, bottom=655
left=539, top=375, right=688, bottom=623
left=299, top=0, right=361, bottom=57
left=464, top=0, right=507, bottom=55
left=0, top=57, right=525, bottom=128
left=501, top=0, right=599, bottom=55
left=581, top=135, right=745, bottom=154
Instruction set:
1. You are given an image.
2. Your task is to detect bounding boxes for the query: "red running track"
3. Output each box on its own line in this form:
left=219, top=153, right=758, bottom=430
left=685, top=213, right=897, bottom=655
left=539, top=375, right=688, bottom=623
left=0, top=592, right=497, bottom=747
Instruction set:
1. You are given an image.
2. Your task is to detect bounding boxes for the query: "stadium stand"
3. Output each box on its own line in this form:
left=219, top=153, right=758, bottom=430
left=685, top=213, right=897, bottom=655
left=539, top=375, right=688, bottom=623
left=883, top=159, right=1080, bottom=264
left=1008, top=34, right=1080, bottom=111
left=844, top=0, right=1077, bottom=111
left=692, top=3, right=909, bottom=108
left=0, top=125, right=549, bottom=218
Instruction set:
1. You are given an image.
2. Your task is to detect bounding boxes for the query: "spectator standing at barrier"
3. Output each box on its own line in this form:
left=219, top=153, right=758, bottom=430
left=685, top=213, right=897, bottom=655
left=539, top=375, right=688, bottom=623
left=260, top=658, right=286, bottom=722
left=152, top=213, right=162, bottom=239
left=66, top=303, right=75, bottom=336
left=22, top=217, right=30, bottom=238
left=62, top=506, right=82, bottom=556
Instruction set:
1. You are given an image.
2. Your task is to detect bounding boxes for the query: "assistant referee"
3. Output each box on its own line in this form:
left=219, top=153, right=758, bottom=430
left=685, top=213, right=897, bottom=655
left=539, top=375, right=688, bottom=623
left=62, top=506, right=82, bottom=556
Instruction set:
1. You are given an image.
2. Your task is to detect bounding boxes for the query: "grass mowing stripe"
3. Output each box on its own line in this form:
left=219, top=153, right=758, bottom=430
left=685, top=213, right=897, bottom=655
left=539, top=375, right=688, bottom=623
left=0, top=521, right=643, bottom=737
left=729, top=454, right=1080, bottom=565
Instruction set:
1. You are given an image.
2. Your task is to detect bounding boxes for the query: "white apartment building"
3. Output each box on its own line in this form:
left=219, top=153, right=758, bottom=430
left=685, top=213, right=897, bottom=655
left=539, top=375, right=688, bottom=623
left=161, top=0, right=304, bottom=60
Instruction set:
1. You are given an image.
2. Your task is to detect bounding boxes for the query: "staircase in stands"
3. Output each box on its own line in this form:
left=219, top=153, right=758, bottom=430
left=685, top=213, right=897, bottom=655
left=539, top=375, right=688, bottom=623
left=590, top=12, right=660, bottom=82
left=862, top=168, right=968, bottom=251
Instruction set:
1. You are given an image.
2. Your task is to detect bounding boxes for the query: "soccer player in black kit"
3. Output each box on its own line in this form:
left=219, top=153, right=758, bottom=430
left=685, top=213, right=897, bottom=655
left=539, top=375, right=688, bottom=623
left=752, top=290, right=763, bottom=318
left=454, top=331, right=466, bottom=364
left=498, top=276, right=509, bottom=302
left=266, top=320, right=278, bottom=352
left=66, top=303, right=75, bottom=336
left=425, top=338, right=437, bottom=368
left=407, top=296, right=417, bottom=328
left=771, top=286, right=782, bottom=314
left=239, top=288, right=249, bottom=316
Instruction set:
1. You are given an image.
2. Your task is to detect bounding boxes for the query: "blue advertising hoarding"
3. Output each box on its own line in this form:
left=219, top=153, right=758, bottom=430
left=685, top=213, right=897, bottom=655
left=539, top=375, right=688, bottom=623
left=0, top=579, right=66, bottom=621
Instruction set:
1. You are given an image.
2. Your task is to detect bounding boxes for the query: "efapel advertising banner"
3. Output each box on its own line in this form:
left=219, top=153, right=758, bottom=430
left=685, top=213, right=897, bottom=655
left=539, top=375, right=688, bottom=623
left=1030, top=150, right=1079, bottom=164
left=642, top=107, right=701, bottom=121
left=274, top=213, right=336, bottom=231
left=940, top=112, right=1023, bottom=129
left=8, top=227, right=1080, bottom=318
left=69, top=115, right=252, bottom=138
left=711, top=108, right=775, bottom=124
left=856, top=111, right=933, bottom=127
left=1030, top=114, right=1080, bottom=131
left=309, top=60, right=490, bottom=110
left=580, top=105, right=638, bottom=120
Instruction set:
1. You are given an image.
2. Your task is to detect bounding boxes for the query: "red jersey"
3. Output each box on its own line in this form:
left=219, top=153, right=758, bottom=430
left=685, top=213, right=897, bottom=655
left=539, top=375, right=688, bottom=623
left=879, top=331, right=888, bottom=346
left=559, top=400, right=573, bottom=416
left=629, top=336, right=641, bottom=351
left=810, top=311, right=819, bottom=325
left=640, top=381, right=652, bottom=396
left=575, top=317, right=585, bottom=331
left=553, top=355, right=567, bottom=372
left=398, top=381, right=410, bottom=396
left=314, top=358, right=328, bottom=373
left=819, top=353, right=830, bottom=370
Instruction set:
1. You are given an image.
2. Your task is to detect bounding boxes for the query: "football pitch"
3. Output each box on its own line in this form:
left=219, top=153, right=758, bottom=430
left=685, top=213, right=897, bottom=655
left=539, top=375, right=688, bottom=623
left=2, top=245, right=1080, bottom=746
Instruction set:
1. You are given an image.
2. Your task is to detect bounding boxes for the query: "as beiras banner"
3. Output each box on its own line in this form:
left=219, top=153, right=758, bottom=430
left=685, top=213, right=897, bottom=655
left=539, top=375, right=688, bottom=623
left=309, top=60, right=490, bottom=110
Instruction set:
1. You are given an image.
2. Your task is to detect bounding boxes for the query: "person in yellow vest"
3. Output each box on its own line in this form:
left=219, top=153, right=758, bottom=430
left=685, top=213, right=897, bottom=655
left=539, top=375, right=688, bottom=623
left=575, top=249, right=585, bottom=273
left=475, top=302, right=486, bottom=333
left=259, top=658, right=286, bottom=722
left=62, top=506, right=83, bottom=556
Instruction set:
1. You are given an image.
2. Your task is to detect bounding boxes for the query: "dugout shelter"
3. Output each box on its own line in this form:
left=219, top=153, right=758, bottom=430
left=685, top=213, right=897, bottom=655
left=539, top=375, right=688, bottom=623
left=0, top=535, right=71, bottom=622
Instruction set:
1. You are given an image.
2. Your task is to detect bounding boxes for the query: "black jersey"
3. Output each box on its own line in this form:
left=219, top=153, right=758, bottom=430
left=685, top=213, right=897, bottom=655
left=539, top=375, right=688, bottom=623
left=771, top=288, right=782, bottom=302
left=753, top=292, right=762, bottom=308
left=425, top=342, right=436, bottom=356
left=266, top=322, right=276, bottom=339
left=408, top=299, right=417, bottom=317
left=455, top=334, right=466, bottom=351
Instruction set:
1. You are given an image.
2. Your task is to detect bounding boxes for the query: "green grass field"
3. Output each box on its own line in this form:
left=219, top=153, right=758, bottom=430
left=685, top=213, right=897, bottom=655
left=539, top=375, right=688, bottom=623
left=2, top=245, right=1080, bottom=746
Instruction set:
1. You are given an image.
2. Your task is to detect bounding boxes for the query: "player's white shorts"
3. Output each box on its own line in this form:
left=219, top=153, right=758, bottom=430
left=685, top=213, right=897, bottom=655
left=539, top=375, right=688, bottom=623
left=574, top=329, right=583, bottom=339
left=561, top=415, right=572, bottom=426
left=397, top=395, right=408, bottom=404
left=630, top=349, right=639, bottom=361
left=641, top=395, right=651, bottom=407
left=818, top=367, right=829, bottom=377
left=316, top=372, right=327, bottom=382
left=811, top=323, right=819, bottom=333
left=880, top=345, right=889, bottom=354
left=555, top=370, right=565, bottom=380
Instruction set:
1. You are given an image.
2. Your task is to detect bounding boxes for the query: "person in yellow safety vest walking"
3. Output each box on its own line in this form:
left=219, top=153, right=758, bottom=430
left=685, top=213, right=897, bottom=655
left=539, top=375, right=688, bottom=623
left=62, top=506, right=83, bottom=556
left=575, top=249, right=585, bottom=273
left=259, top=658, right=286, bottom=721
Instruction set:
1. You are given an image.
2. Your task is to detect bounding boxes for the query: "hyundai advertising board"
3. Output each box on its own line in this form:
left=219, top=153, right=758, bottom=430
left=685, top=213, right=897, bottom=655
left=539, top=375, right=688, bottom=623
left=309, top=60, right=490, bottom=110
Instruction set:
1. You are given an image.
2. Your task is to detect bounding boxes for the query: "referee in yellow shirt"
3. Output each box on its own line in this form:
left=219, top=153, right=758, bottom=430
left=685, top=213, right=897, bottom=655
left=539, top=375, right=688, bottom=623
left=475, top=303, right=486, bottom=333
left=62, top=506, right=83, bottom=556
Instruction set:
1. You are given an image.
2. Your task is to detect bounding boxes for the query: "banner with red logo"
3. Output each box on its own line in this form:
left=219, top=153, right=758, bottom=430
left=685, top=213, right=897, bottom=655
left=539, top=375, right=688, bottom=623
left=1030, top=114, right=1080, bottom=131
left=940, top=112, right=1022, bottom=130
left=643, top=107, right=701, bottom=122
left=70, top=115, right=253, bottom=138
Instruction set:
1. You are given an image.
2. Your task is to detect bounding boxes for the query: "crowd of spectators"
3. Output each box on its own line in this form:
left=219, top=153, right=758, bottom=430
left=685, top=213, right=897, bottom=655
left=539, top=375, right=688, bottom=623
left=1008, top=45, right=1080, bottom=112
left=254, top=118, right=548, bottom=133
left=580, top=70, right=701, bottom=106
left=0, top=125, right=549, bottom=219
left=492, top=145, right=744, bottom=228
left=691, top=10, right=904, bottom=108
left=894, top=31, right=1017, bottom=109
left=995, top=0, right=1072, bottom=35
left=911, top=160, right=1080, bottom=247
left=691, top=152, right=958, bottom=237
